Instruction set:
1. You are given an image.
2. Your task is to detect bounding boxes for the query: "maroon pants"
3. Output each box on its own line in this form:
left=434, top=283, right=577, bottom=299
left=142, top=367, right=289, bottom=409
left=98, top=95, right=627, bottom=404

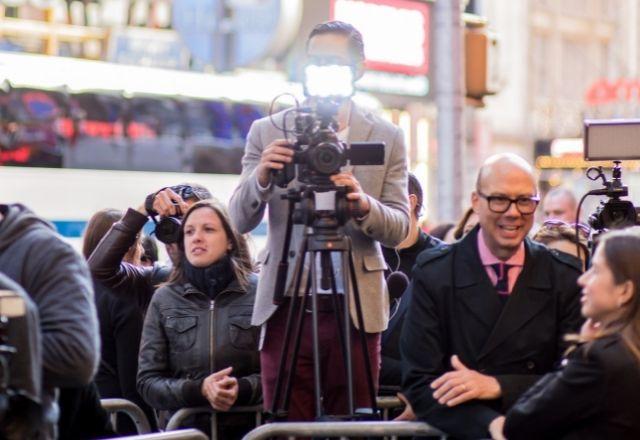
left=261, top=298, right=381, bottom=421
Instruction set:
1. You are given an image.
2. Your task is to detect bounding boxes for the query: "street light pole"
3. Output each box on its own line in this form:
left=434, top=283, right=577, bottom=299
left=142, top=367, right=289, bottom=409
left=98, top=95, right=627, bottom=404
left=435, top=0, right=465, bottom=222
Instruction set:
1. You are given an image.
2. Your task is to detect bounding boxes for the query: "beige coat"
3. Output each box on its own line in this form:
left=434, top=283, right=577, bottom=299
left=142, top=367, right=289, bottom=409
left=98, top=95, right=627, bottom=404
left=229, top=103, right=409, bottom=333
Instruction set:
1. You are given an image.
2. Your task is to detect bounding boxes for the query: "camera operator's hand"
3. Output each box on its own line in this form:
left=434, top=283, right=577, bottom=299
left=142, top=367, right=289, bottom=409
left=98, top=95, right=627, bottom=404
left=139, top=187, right=190, bottom=217
left=201, top=366, right=239, bottom=412
left=331, top=171, right=371, bottom=217
left=256, top=139, right=294, bottom=187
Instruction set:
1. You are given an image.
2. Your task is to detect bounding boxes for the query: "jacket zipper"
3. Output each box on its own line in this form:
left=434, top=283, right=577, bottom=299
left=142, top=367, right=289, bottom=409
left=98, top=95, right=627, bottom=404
left=209, top=300, right=215, bottom=373
left=204, top=288, right=242, bottom=374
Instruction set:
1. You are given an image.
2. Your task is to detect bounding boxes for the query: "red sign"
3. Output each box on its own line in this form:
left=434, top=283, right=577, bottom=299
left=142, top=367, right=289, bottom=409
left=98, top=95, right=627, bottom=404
left=585, top=78, right=640, bottom=106
left=330, top=0, right=430, bottom=76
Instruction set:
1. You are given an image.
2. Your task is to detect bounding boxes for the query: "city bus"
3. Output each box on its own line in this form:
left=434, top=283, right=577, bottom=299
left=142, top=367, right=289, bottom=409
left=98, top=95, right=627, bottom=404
left=0, top=51, right=381, bottom=255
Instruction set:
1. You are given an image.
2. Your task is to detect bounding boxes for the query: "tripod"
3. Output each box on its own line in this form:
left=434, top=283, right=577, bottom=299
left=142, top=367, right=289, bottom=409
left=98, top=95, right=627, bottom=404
left=268, top=184, right=379, bottom=421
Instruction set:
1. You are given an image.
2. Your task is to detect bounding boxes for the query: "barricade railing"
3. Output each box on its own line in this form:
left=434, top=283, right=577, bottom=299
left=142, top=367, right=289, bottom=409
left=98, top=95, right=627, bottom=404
left=242, top=421, right=445, bottom=440
left=116, top=429, right=208, bottom=440
left=165, top=405, right=263, bottom=440
left=376, top=395, right=403, bottom=421
left=101, top=398, right=153, bottom=435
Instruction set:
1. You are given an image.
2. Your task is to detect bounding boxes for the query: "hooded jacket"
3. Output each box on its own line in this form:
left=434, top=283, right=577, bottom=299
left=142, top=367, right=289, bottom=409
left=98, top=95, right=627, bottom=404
left=0, top=204, right=100, bottom=432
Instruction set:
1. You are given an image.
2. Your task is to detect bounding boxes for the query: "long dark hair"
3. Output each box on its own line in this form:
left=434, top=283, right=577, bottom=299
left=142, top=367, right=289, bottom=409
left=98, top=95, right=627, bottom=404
left=166, top=199, right=254, bottom=288
left=453, top=207, right=476, bottom=240
left=591, top=227, right=640, bottom=363
left=83, top=209, right=123, bottom=259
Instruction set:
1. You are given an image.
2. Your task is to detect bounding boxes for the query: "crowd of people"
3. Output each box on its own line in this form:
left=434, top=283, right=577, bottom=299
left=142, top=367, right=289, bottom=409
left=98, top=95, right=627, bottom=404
left=1, top=20, right=640, bottom=440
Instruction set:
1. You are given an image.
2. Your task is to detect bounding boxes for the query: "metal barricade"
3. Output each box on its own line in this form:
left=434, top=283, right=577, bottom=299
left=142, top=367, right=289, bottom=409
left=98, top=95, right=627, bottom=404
left=116, top=429, right=208, bottom=440
left=376, top=396, right=403, bottom=421
left=242, top=421, right=444, bottom=439
left=101, top=398, right=153, bottom=434
left=165, top=405, right=263, bottom=440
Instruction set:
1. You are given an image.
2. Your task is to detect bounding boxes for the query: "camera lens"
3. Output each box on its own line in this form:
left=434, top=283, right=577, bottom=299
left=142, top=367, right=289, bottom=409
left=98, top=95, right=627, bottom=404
left=310, top=142, right=343, bottom=175
left=154, top=217, right=182, bottom=244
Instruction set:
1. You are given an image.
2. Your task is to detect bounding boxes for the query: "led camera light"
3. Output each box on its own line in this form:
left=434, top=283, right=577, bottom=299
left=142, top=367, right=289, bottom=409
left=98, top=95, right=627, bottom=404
left=304, top=64, right=354, bottom=99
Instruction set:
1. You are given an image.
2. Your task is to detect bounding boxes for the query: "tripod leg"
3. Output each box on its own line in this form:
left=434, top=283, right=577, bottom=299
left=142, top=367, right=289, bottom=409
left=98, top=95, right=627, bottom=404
left=270, top=239, right=308, bottom=419
left=309, top=250, right=324, bottom=418
left=281, top=274, right=312, bottom=415
left=340, top=250, right=355, bottom=416
left=347, top=247, right=379, bottom=415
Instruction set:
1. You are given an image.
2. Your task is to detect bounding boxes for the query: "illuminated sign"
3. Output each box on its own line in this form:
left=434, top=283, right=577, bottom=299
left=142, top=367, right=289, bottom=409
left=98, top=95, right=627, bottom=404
left=358, top=71, right=429, bottom=96
left=550, top=138, right=583, bottom=157
left=331, top=0, right=430, bottom=76
left=585, top=78, right=640, bottom=106
left=535, top=155, right=640, bottom=170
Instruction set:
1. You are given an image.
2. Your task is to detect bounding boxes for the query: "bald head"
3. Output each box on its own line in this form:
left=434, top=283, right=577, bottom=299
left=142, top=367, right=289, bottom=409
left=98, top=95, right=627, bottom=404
left=471, top=153, right=539, bottom=260
left=543, top=187, right=577, bottom=223
left=476, top=153, right=537, bottom=193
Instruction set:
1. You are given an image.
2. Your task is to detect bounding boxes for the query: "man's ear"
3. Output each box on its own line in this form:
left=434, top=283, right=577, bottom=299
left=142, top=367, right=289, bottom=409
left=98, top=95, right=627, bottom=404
left=353, top=61, right=365, bottom=81
left=408, top=194, right=418, bottom=212
left=471, top=191, right=480, bottom=213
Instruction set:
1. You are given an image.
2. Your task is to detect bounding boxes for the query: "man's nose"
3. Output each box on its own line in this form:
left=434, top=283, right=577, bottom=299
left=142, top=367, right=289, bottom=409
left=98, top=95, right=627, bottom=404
left=504, top=201, right=522, bottom=217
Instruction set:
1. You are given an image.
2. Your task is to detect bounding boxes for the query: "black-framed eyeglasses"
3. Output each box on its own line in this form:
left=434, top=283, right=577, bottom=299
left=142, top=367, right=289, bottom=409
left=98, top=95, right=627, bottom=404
left=477, top=192, right=540, bottom=214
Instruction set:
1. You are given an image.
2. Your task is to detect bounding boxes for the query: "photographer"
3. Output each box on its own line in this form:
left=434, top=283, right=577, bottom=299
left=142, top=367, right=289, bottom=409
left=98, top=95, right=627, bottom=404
left=88, top=184, right=211, bottom=313
left=83, top=208, right=157, bottom=434
left=229, top=21, right=409, bottom=420
left=0, top=203, right=100, bottom=437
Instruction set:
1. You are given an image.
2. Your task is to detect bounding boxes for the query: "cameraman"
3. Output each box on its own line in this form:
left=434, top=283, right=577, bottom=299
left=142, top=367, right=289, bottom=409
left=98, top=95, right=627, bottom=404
left=229, top=21, right=409, bottom=420
left=88, top=184, right=211, bottom=313
left=0, top=203, right=100, bottom=437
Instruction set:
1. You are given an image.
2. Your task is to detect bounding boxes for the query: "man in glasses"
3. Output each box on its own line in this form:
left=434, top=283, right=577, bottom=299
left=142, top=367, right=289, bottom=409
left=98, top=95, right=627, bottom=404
left=399, top=153, right=583, bottom=439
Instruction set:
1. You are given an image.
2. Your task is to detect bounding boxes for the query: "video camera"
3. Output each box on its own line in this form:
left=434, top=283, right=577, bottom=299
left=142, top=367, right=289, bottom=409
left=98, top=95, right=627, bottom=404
left=273, top=64, right=384, bottom=188
left=580, top=120, right=640, bottom=234
left=0, top=284, right=42, bottom=436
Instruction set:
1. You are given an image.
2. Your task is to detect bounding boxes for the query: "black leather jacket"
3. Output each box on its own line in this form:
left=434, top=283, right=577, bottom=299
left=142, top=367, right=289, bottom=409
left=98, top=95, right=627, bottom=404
left=137, top=274, right=261, bottom=412
left=88, top=208, right=171, bottom=314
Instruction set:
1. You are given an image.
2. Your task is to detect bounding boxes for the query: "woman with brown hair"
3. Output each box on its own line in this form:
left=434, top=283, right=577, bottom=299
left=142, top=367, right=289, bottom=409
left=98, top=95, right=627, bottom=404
left=452, top=207, right=479, bottom=241
left=137, top=199, right=260, bottom=439
left=83, top=209, right=157, bottom=434
left=533, top=220, right=590, bottom=270
left=59, top=208, right=154, bottom=438
left=497, top=227, right=640, bottom=440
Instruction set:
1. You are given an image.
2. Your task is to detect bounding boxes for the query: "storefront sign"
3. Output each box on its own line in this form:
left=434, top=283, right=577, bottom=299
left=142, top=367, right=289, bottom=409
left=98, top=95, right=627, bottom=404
left=331, top=0, right=430, bottom=76
left=108, top=28, right=190, bottom=70
left=585, top=78, right=640, bottom=106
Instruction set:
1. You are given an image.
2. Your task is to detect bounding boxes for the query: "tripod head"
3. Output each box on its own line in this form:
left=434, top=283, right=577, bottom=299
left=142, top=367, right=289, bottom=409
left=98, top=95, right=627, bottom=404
left=287, top=184, right=355, bottom=229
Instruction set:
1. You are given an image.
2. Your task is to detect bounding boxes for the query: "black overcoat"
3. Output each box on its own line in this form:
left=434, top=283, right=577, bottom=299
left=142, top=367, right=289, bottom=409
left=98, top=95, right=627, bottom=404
left=401, top=226, right=583, bottom=439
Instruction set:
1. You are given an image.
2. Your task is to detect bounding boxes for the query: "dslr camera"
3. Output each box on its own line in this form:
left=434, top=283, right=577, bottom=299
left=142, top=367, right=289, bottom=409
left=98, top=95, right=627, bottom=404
left=145, top=185, right=208, bottom=244
left=273, top=63, right=384, bottom=187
